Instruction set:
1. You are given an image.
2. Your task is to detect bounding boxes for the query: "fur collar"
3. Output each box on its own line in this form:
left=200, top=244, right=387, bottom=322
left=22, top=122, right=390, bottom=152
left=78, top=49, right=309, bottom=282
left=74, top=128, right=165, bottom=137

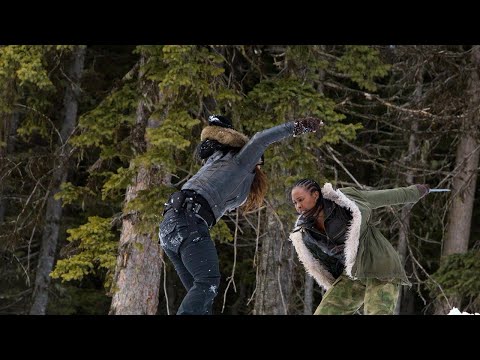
left=200, top=126, right=249, bottom=148
left=290, top=231, right=336, bottom=291
left=289, top=183, right=363, bottom=289
left=321, top=183, right=362, bottom=278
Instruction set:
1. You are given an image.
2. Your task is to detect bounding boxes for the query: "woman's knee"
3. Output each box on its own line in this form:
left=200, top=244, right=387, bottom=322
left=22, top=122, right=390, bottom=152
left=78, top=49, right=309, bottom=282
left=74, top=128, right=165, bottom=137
left=364, top=279, right=399, bottom=315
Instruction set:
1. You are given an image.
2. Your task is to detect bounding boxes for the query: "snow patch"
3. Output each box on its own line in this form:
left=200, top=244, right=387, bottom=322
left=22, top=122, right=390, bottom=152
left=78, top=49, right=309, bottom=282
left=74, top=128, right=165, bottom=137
left=448, top=307, right=479, bottom=315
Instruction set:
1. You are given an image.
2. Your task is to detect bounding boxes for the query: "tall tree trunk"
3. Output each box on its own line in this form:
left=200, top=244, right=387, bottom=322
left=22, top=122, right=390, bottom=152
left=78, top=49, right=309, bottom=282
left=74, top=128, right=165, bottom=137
left=395, top=126, right=417, bottom=315
left=0, top=111, right=19, bottom=223
left=30, top=46, right=86, bottom=315
left=0, top=119, right=5, bottom=223
left=395, top=60, right=423, bottom=315
left=109, top=54, right=162, bottom=315
left=109, top=167, right=163, bottom=315
left=253, top=202, right=294, bottom=315
left=303, top=274, right=314, bottom=315
left=435, top=45, right=480, bottom=314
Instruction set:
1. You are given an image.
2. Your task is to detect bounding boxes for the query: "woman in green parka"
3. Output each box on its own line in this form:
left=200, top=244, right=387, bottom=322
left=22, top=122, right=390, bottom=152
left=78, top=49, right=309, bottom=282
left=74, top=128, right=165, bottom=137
left=289, top=179, right=429, bottom=315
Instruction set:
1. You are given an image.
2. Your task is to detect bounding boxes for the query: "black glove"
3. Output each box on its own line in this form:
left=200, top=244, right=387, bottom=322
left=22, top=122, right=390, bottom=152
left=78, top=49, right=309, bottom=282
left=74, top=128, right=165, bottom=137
left=293, top=117, right=324, bottom=137
left=415, top=184, right=430, bottom=198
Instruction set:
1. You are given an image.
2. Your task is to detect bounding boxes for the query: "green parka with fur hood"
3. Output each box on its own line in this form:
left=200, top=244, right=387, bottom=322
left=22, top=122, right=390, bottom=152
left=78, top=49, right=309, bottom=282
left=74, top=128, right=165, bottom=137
left=289, top=183, right=423, bottom=291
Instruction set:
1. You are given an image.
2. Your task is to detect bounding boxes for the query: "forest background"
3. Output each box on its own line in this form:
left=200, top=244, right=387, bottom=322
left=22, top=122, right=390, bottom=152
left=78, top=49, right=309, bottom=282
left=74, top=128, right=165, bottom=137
left=0, top=45, right=478, bottom=315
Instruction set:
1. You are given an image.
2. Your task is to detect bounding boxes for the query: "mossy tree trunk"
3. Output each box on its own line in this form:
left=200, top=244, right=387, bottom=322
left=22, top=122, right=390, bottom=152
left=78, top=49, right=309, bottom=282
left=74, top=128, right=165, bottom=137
left=109, top=53, right=163, bottom=315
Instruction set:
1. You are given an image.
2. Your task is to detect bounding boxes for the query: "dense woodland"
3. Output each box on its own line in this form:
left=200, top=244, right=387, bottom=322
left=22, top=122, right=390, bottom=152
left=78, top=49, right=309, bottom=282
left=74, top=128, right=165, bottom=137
left=0, top=45, right=478, bottom=315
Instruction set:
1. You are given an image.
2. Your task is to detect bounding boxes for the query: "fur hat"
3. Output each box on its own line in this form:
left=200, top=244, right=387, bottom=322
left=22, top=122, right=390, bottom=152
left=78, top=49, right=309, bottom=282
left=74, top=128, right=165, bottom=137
left=196, top=116, right=248, bottom=161
left=201, top=121, right=249, bottom=147
left=201, top=115, right=265, bottom=164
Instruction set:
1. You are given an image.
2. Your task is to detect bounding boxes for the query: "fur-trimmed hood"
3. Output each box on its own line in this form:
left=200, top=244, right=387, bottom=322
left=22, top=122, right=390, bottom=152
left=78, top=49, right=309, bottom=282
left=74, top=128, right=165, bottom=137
left=201, top=126, right=249, bottom=148
left=289, top=182, right=362, bottom=290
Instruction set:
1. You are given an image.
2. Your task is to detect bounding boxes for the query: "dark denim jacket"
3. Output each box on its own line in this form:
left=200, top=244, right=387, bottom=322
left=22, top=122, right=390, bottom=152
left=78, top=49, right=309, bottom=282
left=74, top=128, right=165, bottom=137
left=183, top=122, right=294, bottom=222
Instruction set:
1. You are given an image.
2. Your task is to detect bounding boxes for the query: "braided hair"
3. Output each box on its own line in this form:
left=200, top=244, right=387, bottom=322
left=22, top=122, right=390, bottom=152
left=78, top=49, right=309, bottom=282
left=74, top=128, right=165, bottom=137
left=292, top=178, right=324, bottom=221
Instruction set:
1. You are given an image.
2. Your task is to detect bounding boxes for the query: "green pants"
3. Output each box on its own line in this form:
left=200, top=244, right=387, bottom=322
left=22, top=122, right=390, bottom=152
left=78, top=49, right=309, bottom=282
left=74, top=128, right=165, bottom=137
left=314, top=274, right=399, bottom=315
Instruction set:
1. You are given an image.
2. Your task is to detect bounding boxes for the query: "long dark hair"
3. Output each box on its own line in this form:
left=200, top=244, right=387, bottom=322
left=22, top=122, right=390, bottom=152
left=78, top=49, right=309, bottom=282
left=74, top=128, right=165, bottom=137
left=241, top=166, right=268, bottom=213
left=196, top=139, right=268, bottom=212
left=291, top=178, right=323, bottom=220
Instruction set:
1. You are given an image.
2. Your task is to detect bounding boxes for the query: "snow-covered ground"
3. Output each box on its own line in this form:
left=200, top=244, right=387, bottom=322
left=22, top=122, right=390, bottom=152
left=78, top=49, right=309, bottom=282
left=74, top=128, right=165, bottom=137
left=448, top=307, right=479, bottom=315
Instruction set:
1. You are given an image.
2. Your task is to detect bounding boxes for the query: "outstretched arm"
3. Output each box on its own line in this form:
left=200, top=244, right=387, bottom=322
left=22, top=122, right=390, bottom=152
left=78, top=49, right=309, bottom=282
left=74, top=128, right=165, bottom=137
left=355, top=185, right=426, bottom=209
left=235, top=117, right=322, bottom=168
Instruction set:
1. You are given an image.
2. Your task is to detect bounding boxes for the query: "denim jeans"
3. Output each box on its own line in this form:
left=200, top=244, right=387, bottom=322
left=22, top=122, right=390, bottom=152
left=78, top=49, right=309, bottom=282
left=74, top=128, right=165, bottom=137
left=159, top=207, right=220, bottom=315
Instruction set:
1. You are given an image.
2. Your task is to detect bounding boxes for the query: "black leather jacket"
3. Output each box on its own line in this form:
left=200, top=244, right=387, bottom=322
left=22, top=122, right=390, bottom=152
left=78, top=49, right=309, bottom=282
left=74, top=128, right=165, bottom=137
left=294, top=198, right=353, bottom=278
left=183, top=122, right=294, bottom=222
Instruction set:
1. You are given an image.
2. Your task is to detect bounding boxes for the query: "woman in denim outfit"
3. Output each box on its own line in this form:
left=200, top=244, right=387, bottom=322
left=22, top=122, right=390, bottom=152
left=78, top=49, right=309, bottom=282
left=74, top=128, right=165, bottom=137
left=160, top=115, right=322, bottom=314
